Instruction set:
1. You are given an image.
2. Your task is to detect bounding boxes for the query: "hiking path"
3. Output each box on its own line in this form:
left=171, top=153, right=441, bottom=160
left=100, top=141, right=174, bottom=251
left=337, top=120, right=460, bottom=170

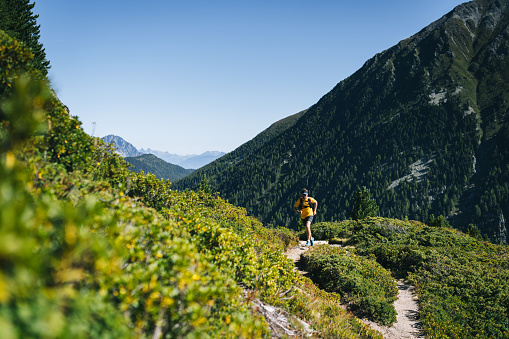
left=285, top=241, right=425, bottom=339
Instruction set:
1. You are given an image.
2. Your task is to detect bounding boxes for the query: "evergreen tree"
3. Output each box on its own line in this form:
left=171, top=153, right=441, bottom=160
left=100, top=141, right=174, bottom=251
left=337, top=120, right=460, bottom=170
left=0, top=0, right=50, bottom=75
left=199, top=175, right=211, bottom=194
left=348, top=186, right=379, bottom=220
left=467, top=224, right=481, bottom=240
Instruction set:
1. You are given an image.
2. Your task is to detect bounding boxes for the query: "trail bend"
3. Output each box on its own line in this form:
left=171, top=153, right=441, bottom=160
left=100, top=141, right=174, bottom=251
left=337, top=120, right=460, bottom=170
left=285, top=241, right=425, bottom=339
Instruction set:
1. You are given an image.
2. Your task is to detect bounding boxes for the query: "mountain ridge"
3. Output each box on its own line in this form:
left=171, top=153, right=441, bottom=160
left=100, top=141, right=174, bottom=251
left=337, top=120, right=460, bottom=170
left=102, top=134, right=225, bottom=169
left=125, top=154, right=195, bottom=182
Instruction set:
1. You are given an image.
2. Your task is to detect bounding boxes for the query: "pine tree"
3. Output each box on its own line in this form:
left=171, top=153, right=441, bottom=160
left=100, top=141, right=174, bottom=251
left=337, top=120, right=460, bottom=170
left=0, top=0, right=50, bottom=75
left=199, top=175, right=211, bottom=194
left=348, top=186, right=379, bottom=220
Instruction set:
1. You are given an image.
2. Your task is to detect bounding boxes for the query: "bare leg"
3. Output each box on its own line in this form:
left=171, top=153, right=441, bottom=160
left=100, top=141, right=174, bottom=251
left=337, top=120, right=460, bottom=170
left=306, top=221, right=312, bottom=241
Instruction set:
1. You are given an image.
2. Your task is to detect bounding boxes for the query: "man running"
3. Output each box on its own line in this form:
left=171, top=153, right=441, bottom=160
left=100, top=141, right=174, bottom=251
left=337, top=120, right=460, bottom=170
left=294, top=188, right=318, bottom=246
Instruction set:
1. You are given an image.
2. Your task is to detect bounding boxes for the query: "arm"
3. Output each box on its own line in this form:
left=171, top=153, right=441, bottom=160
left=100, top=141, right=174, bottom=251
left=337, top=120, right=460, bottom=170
left=313, top=200, right=318, bottom=215
left=294, top=200, right=302, bottom=214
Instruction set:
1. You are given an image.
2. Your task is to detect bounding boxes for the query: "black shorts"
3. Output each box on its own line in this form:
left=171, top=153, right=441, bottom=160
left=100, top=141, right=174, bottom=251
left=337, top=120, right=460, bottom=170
left=300, top=215, right=314, bottom=224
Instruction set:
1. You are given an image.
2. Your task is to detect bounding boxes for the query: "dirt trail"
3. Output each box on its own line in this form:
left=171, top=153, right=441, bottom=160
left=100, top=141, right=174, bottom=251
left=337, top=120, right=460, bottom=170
left=361, top=280, right=425, bottom=339
left=285, top=241, right=425, bottom=339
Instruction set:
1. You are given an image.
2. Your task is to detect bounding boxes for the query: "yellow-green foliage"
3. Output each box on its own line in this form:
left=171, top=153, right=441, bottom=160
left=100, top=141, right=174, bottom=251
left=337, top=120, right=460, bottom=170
left=291, top=279, right=384, bottom=339
left=0, top=30, right=38, bottom=95
left=0, top=70, right=133, bottom=338
left=1, top=30, right=387, bottom=338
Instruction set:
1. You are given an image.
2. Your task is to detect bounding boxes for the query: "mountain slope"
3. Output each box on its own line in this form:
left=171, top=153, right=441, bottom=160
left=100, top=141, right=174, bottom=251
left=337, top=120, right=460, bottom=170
left=174, top=0, right=509, bottom=243
left=125, top=154, right=194, bottom=181
left=174, top=108, right=307, bottom=188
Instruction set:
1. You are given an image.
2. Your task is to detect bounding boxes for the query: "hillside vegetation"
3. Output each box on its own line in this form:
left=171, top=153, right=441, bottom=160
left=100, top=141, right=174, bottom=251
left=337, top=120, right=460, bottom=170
left=0, top=30, right=382, bottom=338
left=174, top=0, right=509, bottom=244
left=302, top=219, right=509, bottom=338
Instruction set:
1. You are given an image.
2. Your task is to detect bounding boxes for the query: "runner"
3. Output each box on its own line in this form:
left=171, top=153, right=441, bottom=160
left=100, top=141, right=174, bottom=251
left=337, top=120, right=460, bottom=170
left=294, top=188, right=318, bottom=246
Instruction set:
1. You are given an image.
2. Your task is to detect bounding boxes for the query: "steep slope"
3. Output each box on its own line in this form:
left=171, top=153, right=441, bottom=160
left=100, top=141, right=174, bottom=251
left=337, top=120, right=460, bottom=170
left=175, top=0, right=509, bottom=243
left=125, top=153, right=194, bottom=181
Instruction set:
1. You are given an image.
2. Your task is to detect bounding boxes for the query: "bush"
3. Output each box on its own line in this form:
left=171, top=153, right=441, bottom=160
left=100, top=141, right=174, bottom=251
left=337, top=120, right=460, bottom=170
left=336, top=217, right=509, bottom=338
left=302, top=245, right=398, bottom=325
left=427, top=214, right=450, bottom=228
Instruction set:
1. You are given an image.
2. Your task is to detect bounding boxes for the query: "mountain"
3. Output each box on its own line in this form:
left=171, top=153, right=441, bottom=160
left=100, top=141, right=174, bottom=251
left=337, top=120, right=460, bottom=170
left=174, top=108, right=306, bottom=190
left=140, top=149, right=226, bottom=169
left=125, top=154, right=194, bottom=182
left=101, top=135, right=225, bottom=169
left=174, top=0, right=509, bottom=244
left=102, top=134, right=142, bottom=157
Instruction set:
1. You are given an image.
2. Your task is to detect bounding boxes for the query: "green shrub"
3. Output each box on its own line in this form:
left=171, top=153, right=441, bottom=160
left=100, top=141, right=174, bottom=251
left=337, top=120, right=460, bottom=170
left=302, top=245, right=398, bottom=325
left=289, top=278, right=384, bottom=339
left=427, top=214, right=450, bottom=228
left=337, top=217, right=509, bottom=338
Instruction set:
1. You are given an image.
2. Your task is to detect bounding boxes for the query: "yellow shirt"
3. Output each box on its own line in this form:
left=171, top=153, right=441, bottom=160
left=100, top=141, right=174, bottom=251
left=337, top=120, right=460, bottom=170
left=294, top=197, right=317, bottom=219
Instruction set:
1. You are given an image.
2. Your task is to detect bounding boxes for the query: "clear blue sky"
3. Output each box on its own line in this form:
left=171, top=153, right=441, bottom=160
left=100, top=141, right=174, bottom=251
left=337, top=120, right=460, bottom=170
left=35, top=0, right=467, bottom=155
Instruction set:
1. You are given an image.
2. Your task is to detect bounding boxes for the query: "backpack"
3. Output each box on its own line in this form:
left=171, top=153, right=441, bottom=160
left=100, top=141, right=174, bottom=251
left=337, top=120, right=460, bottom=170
left=299, top=197, right=315, bottom=211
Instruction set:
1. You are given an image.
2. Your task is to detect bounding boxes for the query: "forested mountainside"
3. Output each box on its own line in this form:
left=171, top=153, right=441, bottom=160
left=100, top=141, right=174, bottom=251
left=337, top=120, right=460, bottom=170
left=125, top=153, right=194, bottom=181
left=175, top=0, right=509, bottom=244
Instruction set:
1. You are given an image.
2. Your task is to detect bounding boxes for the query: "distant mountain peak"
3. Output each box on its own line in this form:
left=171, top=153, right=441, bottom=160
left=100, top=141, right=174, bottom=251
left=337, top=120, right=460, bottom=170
left=102, top=135, right=142, bottom=158
left=102, top=135, right=225, bottom=169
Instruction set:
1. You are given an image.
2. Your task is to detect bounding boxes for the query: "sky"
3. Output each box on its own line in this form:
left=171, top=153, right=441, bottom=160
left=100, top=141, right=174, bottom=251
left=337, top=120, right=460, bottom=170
left=34, top=0, right=467, bottom=155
